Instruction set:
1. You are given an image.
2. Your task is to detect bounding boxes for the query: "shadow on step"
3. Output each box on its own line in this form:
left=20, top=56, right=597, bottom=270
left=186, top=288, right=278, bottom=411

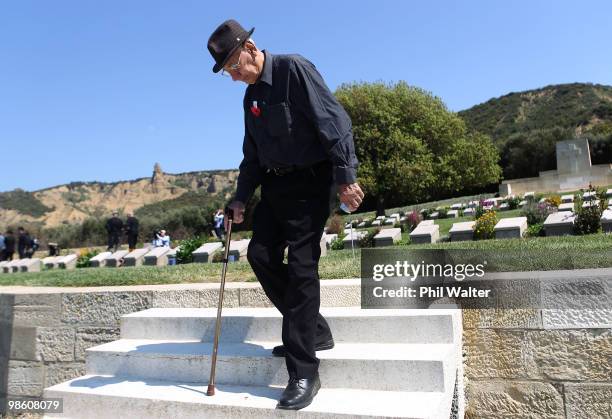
left=64, top=375, right=284, bottom=400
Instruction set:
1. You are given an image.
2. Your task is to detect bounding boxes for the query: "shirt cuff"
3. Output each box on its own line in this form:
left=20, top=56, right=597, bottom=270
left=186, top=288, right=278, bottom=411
left=334, top=166, right=357, bottom=185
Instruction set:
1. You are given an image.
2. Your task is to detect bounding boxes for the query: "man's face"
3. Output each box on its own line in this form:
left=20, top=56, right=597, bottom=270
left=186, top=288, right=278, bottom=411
left=223, top=45, right=259, bottom=84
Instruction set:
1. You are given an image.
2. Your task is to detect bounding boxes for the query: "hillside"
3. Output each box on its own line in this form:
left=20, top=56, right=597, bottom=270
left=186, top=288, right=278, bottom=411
left=458, top=83, right=612, bottom=180
left=458, top=82, right=612, bottom=143
left=0, top=163, right=239, bottom=229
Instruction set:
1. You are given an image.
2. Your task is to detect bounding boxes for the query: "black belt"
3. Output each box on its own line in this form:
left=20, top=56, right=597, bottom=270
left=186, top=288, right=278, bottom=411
left=265, top=160, right=328, bottom=176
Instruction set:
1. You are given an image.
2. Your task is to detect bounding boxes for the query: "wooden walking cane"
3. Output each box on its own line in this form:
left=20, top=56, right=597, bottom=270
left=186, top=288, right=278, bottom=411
left=207, top=207, right=234, bottom=396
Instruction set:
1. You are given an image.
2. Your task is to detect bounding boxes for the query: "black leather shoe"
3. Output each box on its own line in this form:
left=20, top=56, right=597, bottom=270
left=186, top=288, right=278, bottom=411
left=271, top=338, right=334, bottom=357
left=276, top=374, right=321, bottom=410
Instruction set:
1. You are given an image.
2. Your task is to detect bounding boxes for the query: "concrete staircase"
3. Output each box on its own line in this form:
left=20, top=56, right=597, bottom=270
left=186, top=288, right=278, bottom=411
left=44, top=307, right=463, bottom=418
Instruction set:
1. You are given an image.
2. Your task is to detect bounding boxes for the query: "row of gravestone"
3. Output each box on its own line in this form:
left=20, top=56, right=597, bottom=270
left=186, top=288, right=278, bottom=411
left=190, top=235, right=333, bottom=262
left=421, top=189, right=612, bottom=219
left=410, top=210, right=612, bottom=244
left=0, top=246, right=179, bottom=274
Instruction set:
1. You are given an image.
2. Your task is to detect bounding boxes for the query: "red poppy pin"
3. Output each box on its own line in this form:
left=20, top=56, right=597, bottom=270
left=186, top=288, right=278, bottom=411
left=250, top=101, right=261, bottom=117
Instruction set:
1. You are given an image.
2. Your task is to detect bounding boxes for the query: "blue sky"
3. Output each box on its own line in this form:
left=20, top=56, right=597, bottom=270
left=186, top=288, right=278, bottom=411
left=1, top=1, right=611, bottom=192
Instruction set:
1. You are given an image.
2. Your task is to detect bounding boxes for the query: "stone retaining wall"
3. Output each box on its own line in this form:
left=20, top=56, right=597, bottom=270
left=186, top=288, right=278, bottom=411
left=462, top=269, right=612, bottom=419
left=1, top=270, right=611, bottom=418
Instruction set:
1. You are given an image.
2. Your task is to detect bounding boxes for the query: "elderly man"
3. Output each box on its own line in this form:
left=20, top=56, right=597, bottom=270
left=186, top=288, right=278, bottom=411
left=207, top=19, right=363, bottom=410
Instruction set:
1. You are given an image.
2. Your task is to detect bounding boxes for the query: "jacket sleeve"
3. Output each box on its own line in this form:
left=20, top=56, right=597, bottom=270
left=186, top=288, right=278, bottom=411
left=290, top=56, right=359, bottom=185
left=234, top=111, right=264, bottom=204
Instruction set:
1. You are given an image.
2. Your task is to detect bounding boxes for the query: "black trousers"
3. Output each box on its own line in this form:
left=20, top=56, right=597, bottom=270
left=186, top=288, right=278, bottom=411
left=127, top=233, right=138, bottom=250
left=107, top=233, right=120, bottom=251
left=247, top=161, right=335, bottom=379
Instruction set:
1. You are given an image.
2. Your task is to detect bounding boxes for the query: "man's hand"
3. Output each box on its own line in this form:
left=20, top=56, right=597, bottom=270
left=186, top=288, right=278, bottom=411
left=225, top=201, right=245, bottom=231
left=338, top=183, right=364, bottom=212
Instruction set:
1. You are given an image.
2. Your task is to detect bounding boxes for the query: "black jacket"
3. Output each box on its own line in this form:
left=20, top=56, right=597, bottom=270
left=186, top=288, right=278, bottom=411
left=106, top=217, right=124, bottom=234
left=125, top=216, right=139, bottom=235
left=17, top=233, right=31, bottom=253
left=4, top=235, right=15, bottom=253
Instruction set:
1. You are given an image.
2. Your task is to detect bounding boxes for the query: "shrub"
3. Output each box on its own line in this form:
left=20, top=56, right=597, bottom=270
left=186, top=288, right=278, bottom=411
left=437, top=207, right=448, bottom=219
left=330, top=237, right=345, bottom=250
left=402, top=211, right=421, bottom=231
left=574, top=206, right=603, bottom=235
left=76, top=249, right=99, bottom=268
left=545, top=195, right=561, bottom=207
left=358, top=228, right=381, bottom=248
left=421, top=208, right=434, bottom=219
left=526, top=223, right=544, bottom=237
left=326, top=214, right=345, bottom=235
left=574, top=185, right=604, bottom=235
left=474, top=211, right=498, bottom=240
left=176, top=236, right=206, bottom=264
left=474, top=204, right=487, bottom=220
left=212, top=250, right=225, bottom=263
left=520, top=202, right=555, bottom=225
left=507, top=196, right=521, bottom=210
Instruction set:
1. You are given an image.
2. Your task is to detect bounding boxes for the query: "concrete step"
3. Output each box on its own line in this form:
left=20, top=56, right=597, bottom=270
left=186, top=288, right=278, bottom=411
left=85, top=339, right=456, bottom=393
left=44, top=374, right=451, bottom=419
left=120, top=307, right=458, bottom=344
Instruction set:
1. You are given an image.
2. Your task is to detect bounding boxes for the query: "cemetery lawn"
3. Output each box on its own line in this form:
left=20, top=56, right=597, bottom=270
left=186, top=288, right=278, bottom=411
left=0, top=233, right=610, bottom=287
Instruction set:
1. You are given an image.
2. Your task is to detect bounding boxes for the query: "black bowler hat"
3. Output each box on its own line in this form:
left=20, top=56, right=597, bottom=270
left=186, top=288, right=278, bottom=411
left=207, top=19, right=255, bottom=73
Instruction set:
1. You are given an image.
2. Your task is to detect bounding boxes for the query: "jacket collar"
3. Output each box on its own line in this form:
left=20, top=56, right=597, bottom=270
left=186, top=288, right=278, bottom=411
left=257, top=49, right=273, bottom=86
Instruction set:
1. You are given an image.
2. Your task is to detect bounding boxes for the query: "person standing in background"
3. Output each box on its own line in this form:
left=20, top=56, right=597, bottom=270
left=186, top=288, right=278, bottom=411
left=213, top=208, right=225, bottom=240
left=125, top=212, right=140, bottom=251
left=3, top=230, right=15, bottom=261
left=106, top=211, right=124, bottom=252
left=0, top=232, right=5, bottom=261
left=17, top=227, right=32, bottom=259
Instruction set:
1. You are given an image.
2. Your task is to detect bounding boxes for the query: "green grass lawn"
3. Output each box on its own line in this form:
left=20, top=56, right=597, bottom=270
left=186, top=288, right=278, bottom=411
left=1, top=233, right=610, bottom=287
left=3, top=186, right=609, bottom=288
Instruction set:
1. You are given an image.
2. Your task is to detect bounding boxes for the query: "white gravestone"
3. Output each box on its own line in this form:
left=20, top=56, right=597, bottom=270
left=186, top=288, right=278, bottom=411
left=601, top=209, right=612, bottom=233
left=228, top=239, right=250, bottom=262
left=192, top=242, right=223, bottom=263
left=494, top=217, right=528, bottom=239
left=409, top=224, right=440, bottom=244
left=544, top=212, right=576, bottom=236
left=42, top=256, right=63, bottom=269
left=374, top=228, right=402, bottom=247
left=123, top=248, right=151, bottom=267
left=343, top=231, right=365, bottom=249
left=20, top=258, right=42, bottom=273
left=449, top=221, right=476, bottom=242
left=90, top=252, right=113, bottom=268
left=105, top=250, right=130, bottom=268
left=144, top=247, right=170, bottom=266
left=3, top=260, right=21, bottom=273
left=558, top=203, right=575, bottom=212
left=58, top=254, right=78, bottom=270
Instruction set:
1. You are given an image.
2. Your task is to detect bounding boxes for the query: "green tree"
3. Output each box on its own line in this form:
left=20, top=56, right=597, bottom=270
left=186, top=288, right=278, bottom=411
left=335, top=81, right=501, bottom=214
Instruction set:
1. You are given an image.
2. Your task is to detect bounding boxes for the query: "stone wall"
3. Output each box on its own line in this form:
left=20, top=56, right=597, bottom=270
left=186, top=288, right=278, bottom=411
left=1, top=271, right=611, bottom=418
left=462, top=269, right=612, bottom=419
